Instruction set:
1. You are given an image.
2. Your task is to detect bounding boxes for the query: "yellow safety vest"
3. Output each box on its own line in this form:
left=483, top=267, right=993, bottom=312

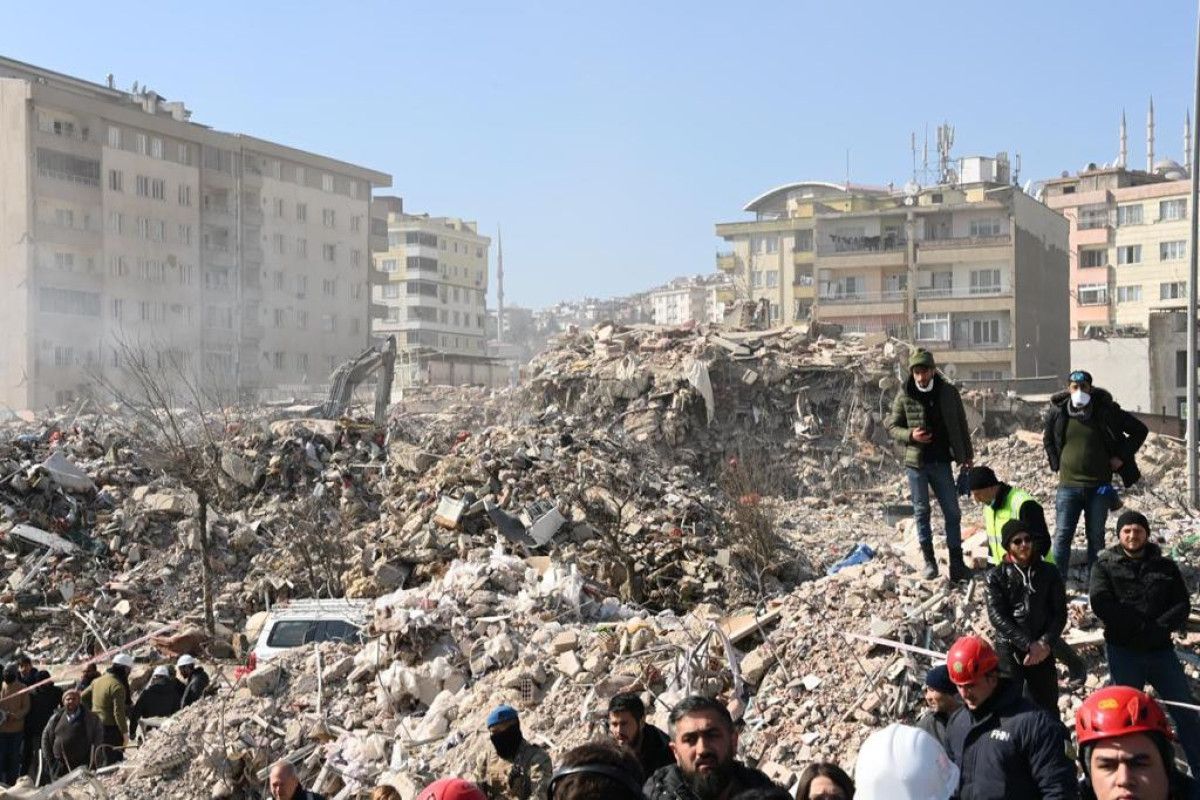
left=983, top=488, right=1055, bottom=565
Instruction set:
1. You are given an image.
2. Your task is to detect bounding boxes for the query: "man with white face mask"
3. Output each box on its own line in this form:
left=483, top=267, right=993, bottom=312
left=1043, top=369, right=1147, bottom=582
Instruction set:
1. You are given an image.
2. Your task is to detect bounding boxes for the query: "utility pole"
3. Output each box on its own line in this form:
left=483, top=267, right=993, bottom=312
left=1189, top=0, right=1200, bottom=506
left=496, top=225, right=505, bottom=345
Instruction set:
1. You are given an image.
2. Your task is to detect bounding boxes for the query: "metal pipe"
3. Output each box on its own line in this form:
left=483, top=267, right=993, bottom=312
left=1190, top=0, right=1200, bottom=507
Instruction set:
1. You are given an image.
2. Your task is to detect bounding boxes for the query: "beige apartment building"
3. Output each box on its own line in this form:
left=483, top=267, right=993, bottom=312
left=717, top=157, right=1069, bottom=382
left=0, top=57, right=391, bottom=410
left=371, top=197, right=503, bottom=388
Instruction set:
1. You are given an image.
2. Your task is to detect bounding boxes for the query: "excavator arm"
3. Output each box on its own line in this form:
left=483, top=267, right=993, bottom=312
left=322, top=335, right=396, bottom=427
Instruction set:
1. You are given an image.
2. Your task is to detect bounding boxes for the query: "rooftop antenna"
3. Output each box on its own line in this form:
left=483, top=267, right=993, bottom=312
left=923, top=124, right=930, bottom=182
left=911, top=131, right=918, bottom=183
left=1119, top=110, right=1128, bottom=168
left=937, top=122, right=955, bottom=184
left=1148, top=95, right=1156, bottom=172
left=106, top=73, right=115, bottom=90
left=1014, top=153, right=1022, bottom=186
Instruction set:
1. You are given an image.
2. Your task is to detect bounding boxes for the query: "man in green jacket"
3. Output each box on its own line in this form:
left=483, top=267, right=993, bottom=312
left=888, top=347, right=974, bottom=581
left=81, top=653, right=132, bottom=766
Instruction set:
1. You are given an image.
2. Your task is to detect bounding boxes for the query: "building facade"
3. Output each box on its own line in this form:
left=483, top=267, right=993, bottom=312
left=371, top=197, right=504, bottom=388
left=0, top=57, right=391, bottom=409
left=717, top=158, right=1069, bottom=381
left=649, top=283, right=709, bottom=326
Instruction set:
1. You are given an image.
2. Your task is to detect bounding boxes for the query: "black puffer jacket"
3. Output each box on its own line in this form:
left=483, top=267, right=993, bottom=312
left=985, top=557, right=1067, bottom=653
left=643, top=762, right=775, bottom=800
left=947, top=679, right=1077, bottom=799
left=635, top=724, right=676, bottom=781
left=129, top=678, right=181, bottom=736
left=180, top=667, right=210, bottom=708
left=1043, top=388, right=1148, bottom=487
left=1089, top=542, right=1191, bottom=652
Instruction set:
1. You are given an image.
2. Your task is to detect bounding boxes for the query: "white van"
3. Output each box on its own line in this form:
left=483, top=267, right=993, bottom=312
left=247, top=598, right=371, bottom=669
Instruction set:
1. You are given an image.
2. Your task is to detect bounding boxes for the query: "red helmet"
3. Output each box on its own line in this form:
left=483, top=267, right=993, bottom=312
left=417, top=779, right=486, bottom=800
left=1076, top=686, right=1174, bottom=745
left=946, top=636, right=999, bottom=685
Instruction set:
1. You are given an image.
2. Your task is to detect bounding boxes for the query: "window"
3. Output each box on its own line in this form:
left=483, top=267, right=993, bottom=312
left=382, top=284, right=400, bottom=298
left=381, top=259, right=398, bottom=273
left=1079, top=249, right=1106, bottom=268
left=969, top=269, right=1002, bottom=294
left=916, top=313, right=950, bottom=341
left=135, top=133, right=148, bottom=155
left=54, top=209, right=74, bottom=228
left=1078, top=205, right=1109, bottom=230
left=794, top=230, right=814, bottom=252
left=178, top=225, right=192, bottom=245
left=1116, top=245, right=1142, bottom=265
left=971, top=319, right=1001, bottom=345
left=1077, top=283, right=1109, bottom=306
left=476, top=245, right=484, bottom=258
left=351, top=249, right=362, bottom=267
left=108, top=169, right=123, bottom=192
left=296, top=276, right=307, bottom=297
left=407, top=232, right=439, bottom=247
left=1178, top=351, right=1188, bottom=388
left=322, top=278, right=336, bottom=296
left=751, top=270, right=762, bottom=288
left=766, top=270, right=779, bottom=287
left=177, top=144, right=190, bottom=165
left=969, top=218, right=1002, bottom=237
left=970, top=370, right=1004, bottom=381
left=1160, top=199, right=1187, bottom=221
left=136, top=175, right=150, bottom=197
left=151, top=220, right=165, bottom=242
left=273, top=309, right=285, bottom=328
left=1160, top=240, right=1186, bottom=261
left=351, top=283, right=363, bottom=300
left=273, top=233, right=285, bottom=254
left=107, top=211, right=123, bottom=234
left=54, top=252, right=75, bottom=271
left=297, top=353, right=308, bottom=371
left=109, top=256, right=128, bottom=276
left=323, top=244, right=336, bottom=262
left=274, top=198, right=285, bottom=217
left=150, top=138, right=163, bottom=159
left=151, top=178, right=165, bottom=200
left=137, top=217, right=149, bottom=239
left=296, top=238, right=308, bottom=258
left=350, top=216, right=361, bottom=233
left=453, top=286, right=461, bottom=302
left=110, top=298, right=123, bottom=320
left=1116, top=204, right=1143, bottom=226
left=107, top=126, right=122, bottom=149
left=297, top=310, right=308, bottom=330
left=273, top=271, right=285, bottom=290
left=323, top=209, right=336, bottom=228
left=178, top=184, right=192, bottom=206
left=322, top=174, right=334, bottom=192
left=295, top=167, right=306, bottom=186
left=321, top=314, right=336, bottom=332
left=39, top=287, right=100, bottom=317
left=296, top=203, right=307, bottom=222
left=1161, top=281, right=1186, bottom=300
left=1116, top=285, right=1143, bottom=304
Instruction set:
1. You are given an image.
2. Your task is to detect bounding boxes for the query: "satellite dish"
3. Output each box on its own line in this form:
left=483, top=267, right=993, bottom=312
left=943, top=363, right=959, bottom=381
left=903, top=181, right=921, bottom=196
left=904, top=197, right=915, bottom=206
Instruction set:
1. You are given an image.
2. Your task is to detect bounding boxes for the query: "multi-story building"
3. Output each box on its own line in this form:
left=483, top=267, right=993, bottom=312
left=371, top=197, right=505, bottom=387
left=717, top=157, right=1069, bottom=381
left=0, top=57, right=391, bottom=409
left=649, top=281, right=709, bottom=326
left=1043, top=163, right=1191, bottom=337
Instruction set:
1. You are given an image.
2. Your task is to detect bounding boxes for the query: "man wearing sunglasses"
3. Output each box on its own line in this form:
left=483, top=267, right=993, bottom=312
left=984, top=519, right=1068, bottom=715
left=1043, top=369, right=1147, bottom=580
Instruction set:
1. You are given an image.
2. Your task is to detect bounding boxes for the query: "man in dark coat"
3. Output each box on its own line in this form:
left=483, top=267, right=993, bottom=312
left=129, top=666, right=182, bottom=738
left=1089, top=509, right=1200, bottom=783
left=888, top=347, right=974, bottom=581
left=1043, top=370, right=1148, bottom=578
left=16, top=655, right=61, bottom=779
left=945, top=636, right=1077, bottom=799
left=915, top=664, right=961, bottom=755
left=643, top=696, right=776, bottom=800
left=607, top=693, right=675, bottom=779
left=40, top=689, right=102, bottom=782
left=175, top=655, right=210, bottom=708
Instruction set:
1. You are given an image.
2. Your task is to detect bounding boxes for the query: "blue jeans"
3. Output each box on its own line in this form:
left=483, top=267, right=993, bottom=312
left=1053, top=486, right=1109, bottom=579
left=0, top=731, right=21, bottom=785
left=1107, top=642, right=1200, bottom=780
left=906, top=461, right=962, bottom=550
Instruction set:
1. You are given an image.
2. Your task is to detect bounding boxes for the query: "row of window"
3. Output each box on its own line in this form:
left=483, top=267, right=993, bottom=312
left=378, top=300, right=486, bottom=330
left=1076, top=281, right=1187, bottom=306
left=1079, top=199, right=1188, bottom=230
left=914, top=313, right=1007, bottom=345
left=387, top=231, right=487, bottom=258
left=108, top=126, right=191, bottom=165
left=1079, top=241, right=1187, bottom=267
left=379, top=258, right=485, bottom=285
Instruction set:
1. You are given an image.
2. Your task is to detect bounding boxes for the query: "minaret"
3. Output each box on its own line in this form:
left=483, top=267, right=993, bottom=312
left=1185, top=110, right=1192, bottom=171
left=1119, top=110, right=1127, bottom=168
left=496, top=225, right=505, bottom=345
left=1147, top=96, right=1156, bottom=172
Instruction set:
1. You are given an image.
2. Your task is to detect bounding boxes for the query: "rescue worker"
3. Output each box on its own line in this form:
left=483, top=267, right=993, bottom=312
left=643, top=695, right=776, bottom=800
left=175, top=655, right=210, bottom=708
left=81, top=653, right=132, bottom=766
left=985, top=519, right=1068, bottom=715
left=1076, top=685, right=1198, bottom=800
left=1044, top=370, right=1148, bottom=578
left=607, top=693, right=674, bottom=778
left=853, top=723, right=959, bottom=800
left=967, top=465, right=1052, bottom=566
left=40, top=689, right=102, bottom=781
left=269, top=760, right=325, bottom=800
left=129, top=666, right=181, bottom=738
left=0, top=664, right=30, bottom=785
left=887, top=347, right=974, bottom=581
left=1089, top=510, right=1200, bottom=781
left=944, top=635, right=1077, bottom=799
left=416, top=779, right=486, bottom=800
left=472, top=705, right=552, bottom=800
left=915, top=664, right=961, bottom=754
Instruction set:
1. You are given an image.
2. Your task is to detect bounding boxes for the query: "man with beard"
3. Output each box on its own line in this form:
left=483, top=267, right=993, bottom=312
left=472, top=705, right=552, bottom=799
left=608, top=693, right=674, bottom=778
left=643, top=696, right=775, bottom=800
left=915, top=664, right=961, bottom=754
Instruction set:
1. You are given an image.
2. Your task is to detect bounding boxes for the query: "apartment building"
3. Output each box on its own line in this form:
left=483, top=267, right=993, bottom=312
left=0, top=57, right=391, bottom=410
left=371, top=197, right=504, bottom=388
left=1043, top=163, right=1191, bottom=337
left=649, top=282, right=709, bottom=326
left=717, top=157, right=1069, bottom=381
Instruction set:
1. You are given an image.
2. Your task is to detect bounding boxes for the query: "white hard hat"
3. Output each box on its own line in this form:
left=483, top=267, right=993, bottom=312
left=112, top=653, right=134, bottom=668
left=152, top=666, right=169, bottom=678
left=855, top=723, right=959, bottom=800
left=176, top=655, right=196, bottom=668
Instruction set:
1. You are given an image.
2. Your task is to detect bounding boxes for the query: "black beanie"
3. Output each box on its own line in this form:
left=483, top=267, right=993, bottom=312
left=1001, top=519, right=1031, bottom=551
left=967, top=466, right=999, bottom=491
left=1115, top=510, right=1150, bottom=535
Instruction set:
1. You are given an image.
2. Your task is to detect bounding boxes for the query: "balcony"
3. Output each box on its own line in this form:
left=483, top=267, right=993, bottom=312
left=243, top=205, right=264, bottom=226
left=817, top=290, right=906, bottom=316
left=916, top=286, right=1012, bottom=313
left=35, top=219, right=102, bottom=249
left=202, top=246, right=234, bottom=268
left=816, top=237, right=907, bottom=269
left=918, top=339, right=1013, bottom=363
left=243, top=244, right=264, bottom=264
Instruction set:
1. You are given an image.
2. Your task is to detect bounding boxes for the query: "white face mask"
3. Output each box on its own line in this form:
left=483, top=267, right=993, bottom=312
left=915, top=376, right=936, bottom=393
left=1071, top=389, right=1091, bottom=407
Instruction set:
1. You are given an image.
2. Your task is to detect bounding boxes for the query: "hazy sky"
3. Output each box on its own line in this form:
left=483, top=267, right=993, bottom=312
left=3, top=1, right=1198, bottom=308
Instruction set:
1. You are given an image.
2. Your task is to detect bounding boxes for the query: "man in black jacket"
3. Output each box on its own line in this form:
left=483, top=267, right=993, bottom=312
left=175, top=655, right=210, bottom=708
left=985, top=519, right=1068, bottom=715
left=1044, top=370, right=1148, bottom=580
left=16, top=655, right=61, bottom=779
left=643, top=696, right=776, bottom=800
left=1089, top=510, right=1200, bottom=782
left=945, top=635, right=1076, bottom=800
left=915, top=664, right=961, bottom=755
left=607, top=693, right=675, bottom=779
left=129, top=666, right=181, bottom=738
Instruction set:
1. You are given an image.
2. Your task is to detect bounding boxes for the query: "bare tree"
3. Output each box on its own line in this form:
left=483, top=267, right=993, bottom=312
left=89, top=338, right=241, bottom=634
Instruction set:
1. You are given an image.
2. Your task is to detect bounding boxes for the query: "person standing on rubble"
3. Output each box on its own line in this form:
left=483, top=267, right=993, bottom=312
left=607, top=693, right=674, bottom=779
left=1089, top=510, right=1200, bottom=782
left=473, top=705, right=553, bottom=800
left=16, top=655, right=60, bottom=780
left=39, top=689, right=102, bottom=782
left=643, top=696, right=776, bottom=800
left=984, top=519, right=1068, bottom=715
left=1043, top=369, right=1148, bottom=580
left=175, top=654, right=210, bottom=708
left=944, top=636, right=1077, bottom=799
left=888, top=347, right=973, bottom=582
left=0, top=664, right=30, bottom=785
left=80, top=653, right=132, bottom=766
left=915, top=664, right=961, bottom=754
left=269, top=760, right=326, bottom=800
left=129, top=666, right=181, bottom=738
